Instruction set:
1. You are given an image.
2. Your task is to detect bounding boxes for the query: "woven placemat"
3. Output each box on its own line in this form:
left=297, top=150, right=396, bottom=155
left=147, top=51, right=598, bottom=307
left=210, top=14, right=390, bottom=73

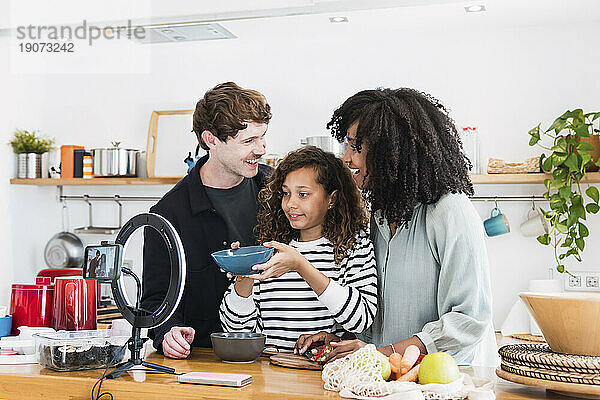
left=509, top=334, right=546, bottom=343
left=501, top=359, right=600, bottom=386
left=499, top=343, right=600, bottom=374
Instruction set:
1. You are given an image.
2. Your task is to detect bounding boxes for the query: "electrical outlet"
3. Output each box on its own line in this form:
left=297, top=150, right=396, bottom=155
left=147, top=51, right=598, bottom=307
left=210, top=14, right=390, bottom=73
left=569, top=275, right=581, bottom=287
left=586, top=275, right=599, bottom=288
left=564, top=270, right=600, bottom=292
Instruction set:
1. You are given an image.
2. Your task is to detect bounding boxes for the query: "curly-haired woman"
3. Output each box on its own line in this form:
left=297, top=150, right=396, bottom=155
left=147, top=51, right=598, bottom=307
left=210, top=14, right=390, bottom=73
left=219, top=146, right=378, bottom=351
left=295, top=88, right=497, bottom=366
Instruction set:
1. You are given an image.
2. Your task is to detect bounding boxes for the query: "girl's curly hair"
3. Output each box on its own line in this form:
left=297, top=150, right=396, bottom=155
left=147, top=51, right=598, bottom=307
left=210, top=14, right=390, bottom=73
left=256, top=146, right=368, bottom=264
left=327, top=87, right=473, bottom=227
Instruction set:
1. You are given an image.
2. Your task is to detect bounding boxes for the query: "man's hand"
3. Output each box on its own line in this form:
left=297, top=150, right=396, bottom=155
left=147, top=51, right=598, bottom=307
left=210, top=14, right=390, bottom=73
left=220, top=241, right=241, bottom=279
left=294, top=331, right=340, bottom=355
left=162, top=326, right=195, bottom=359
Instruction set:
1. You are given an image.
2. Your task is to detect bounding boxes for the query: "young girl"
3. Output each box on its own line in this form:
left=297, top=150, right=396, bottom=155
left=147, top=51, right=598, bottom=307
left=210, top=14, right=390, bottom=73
left=219, top=146, right=377, bottom=351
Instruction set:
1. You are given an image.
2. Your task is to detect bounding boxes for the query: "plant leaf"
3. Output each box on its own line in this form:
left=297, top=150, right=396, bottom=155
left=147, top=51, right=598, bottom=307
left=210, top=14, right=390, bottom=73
left=586, top=186, right=599, bottom=203
left=553, top=153, right=568, bottom=166
left=557, top=264, right=565, bottom=273
left=581, top=153, right=592, bottom=168
left=564, top=153, right=579, bottom=171
left=537, top=233, right=550, bottom=245
left=577, top=142, right=595, bottom=152
left=574, top=122, right=591, bottom=137
left=547, top=116, right=567, bottom=134
left=586, top=203, right=600, bottom=214
left=544, top=178, right=551, bottom=190
left=542, top=155, right=554, bottom=172
left=528, top=124, right=541, bottom=146
left=559, top=186, right=571, bottom=200
left=576, top=237, right=585, bottom=251
left=579, top=223, right=589, bottom=237
left=556, top=223, right=568, bottom=234
left=550, top=178, right=565, bottom=189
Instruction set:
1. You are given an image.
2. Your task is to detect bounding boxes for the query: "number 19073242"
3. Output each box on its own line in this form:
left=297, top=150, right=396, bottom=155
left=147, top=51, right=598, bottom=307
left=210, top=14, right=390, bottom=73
left=19, top=42, right=74, bottom=53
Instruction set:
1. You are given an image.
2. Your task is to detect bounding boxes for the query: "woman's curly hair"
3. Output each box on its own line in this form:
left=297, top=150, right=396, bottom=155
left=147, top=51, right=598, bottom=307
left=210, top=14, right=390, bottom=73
left=327, top=87, right=473, bottom=227
left=257, top=146, right=368, bottom=264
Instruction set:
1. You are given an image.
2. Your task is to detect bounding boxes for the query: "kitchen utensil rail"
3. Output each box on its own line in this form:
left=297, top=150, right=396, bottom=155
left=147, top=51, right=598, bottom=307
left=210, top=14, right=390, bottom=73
left=470, top=195, right=547, bottom=202
left=57, top=193, right=547, bottom=204
left=60, top=194, right=162, bottom=202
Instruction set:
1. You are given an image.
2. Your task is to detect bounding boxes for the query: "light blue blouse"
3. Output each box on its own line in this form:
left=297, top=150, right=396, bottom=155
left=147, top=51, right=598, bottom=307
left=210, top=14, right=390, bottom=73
left=358, top=193, right=498, bottom=366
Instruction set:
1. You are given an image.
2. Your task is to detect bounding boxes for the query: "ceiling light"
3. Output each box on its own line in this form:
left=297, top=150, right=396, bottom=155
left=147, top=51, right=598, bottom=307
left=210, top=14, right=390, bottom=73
left=464, top=5, right=486, bottom=13
left=329, top=16, right=348, bottom=23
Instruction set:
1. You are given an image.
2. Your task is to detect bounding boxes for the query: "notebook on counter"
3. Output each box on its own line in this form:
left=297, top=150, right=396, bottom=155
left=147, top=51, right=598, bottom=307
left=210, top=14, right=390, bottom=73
left=178, top=372, right=252, bottom=387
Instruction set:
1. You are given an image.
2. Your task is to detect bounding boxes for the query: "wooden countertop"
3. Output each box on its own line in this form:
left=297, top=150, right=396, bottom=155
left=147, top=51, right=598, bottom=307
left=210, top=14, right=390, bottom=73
left=0, top=348, right=577, bottom=400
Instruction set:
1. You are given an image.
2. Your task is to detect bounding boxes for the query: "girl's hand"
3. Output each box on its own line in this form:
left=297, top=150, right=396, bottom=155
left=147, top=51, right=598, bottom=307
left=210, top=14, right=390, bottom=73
left=319, top=339, right=367, bottom=363
left=249, top=241, right=307, bottom=280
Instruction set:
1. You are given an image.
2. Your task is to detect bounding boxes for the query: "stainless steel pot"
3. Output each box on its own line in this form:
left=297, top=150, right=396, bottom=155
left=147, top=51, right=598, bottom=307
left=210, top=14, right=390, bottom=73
left=92, top=142, right=138, bottom=176
left=300, top=136, right=348, bottom=157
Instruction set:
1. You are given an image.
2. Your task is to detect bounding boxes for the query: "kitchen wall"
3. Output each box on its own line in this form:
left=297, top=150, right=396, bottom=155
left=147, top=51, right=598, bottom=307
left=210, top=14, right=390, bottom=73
left=2, top=3, right=600, bottom=328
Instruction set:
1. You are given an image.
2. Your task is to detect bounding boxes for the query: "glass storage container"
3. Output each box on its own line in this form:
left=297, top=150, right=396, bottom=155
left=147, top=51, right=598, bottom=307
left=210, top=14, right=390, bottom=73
left=34, top=330, right=128, bottom=371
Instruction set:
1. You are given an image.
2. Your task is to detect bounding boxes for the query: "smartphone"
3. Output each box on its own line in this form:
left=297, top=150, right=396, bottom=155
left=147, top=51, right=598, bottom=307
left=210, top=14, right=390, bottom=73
left=83, top=243, right=123, bottom=281
left=178, top=372, right=252, bottom=387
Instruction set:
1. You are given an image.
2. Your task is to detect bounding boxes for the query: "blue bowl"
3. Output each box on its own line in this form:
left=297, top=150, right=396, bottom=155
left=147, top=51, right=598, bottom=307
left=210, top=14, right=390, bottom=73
left=211, top=246, right=274, bottom=276
left=0, top=315, right=12, bottom=338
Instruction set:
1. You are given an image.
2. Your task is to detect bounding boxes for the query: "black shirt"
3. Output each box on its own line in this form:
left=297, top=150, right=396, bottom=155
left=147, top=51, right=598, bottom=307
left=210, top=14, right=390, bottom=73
left=204, top=178, right=259, bottom=247
left=141, top=155, right=272, bottom=350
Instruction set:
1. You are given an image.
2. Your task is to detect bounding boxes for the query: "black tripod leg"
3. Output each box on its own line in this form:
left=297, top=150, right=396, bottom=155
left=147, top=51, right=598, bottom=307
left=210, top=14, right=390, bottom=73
left=141, top=361, right=175, bottom=374
left=106, top=361, right=134, bottom=379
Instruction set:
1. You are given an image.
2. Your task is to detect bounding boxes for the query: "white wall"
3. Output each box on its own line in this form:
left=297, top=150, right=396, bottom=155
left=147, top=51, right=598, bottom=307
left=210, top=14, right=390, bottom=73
left=2, top=3, right=600, bottom=329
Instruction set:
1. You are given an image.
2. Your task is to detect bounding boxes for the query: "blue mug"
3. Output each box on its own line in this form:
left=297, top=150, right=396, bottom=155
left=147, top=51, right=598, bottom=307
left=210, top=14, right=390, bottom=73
left=0, top=315, right=12, bottom=338
left=484, top=207, right=510, bottom=237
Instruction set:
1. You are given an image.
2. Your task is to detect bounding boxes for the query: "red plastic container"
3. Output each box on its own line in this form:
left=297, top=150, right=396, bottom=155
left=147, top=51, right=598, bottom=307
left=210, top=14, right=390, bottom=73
left=9, top=283, right=55, bottom=336
left=52, top=277, right=97, bottom=331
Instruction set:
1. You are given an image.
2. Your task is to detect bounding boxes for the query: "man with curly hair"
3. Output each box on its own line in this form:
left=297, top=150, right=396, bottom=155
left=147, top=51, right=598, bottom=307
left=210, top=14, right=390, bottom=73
left=141, top=82, right=272, bottom=359
left=296, top=88, right=497, bottom=366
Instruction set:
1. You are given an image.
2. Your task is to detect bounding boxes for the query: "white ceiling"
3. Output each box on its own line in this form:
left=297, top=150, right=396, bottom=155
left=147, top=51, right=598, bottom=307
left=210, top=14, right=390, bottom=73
left=1, top=0, right=599, bottom=35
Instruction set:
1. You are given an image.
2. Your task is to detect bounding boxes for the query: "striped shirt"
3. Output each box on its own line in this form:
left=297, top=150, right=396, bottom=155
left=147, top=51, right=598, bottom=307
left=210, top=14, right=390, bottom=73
left=219, top=230, right=378, bottom=351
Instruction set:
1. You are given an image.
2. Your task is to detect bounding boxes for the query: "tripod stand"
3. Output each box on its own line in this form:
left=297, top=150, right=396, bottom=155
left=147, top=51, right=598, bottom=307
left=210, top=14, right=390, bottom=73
left=106, top=324, right=174, bottom=379
left=106, top=267, right=175, bottom=379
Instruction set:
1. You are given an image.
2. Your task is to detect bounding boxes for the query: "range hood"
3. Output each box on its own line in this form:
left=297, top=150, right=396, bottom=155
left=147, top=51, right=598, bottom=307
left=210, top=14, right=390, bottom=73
left=126, top=0, right=467, bottom=43
left=0, top=0, right=467, bottom=42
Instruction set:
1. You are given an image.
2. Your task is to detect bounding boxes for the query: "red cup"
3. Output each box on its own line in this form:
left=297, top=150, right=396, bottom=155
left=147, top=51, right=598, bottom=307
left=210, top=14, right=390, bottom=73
left=10, top=283, right=55, bottom=335
left=52, top=277, right=97, bottom=331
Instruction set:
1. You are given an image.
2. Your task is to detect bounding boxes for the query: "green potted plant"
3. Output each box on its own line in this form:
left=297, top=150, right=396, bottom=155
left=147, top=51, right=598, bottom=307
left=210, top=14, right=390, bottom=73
left=528, top=109, right=600, bottom=274
left=529, top=109, right=600, bottom=273
left=8, top=129, right=56, bottom=178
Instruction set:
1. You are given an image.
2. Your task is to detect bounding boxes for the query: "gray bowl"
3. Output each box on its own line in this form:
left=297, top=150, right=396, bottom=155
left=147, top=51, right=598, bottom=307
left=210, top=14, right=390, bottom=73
left=210, top=332, right=266, bottom=363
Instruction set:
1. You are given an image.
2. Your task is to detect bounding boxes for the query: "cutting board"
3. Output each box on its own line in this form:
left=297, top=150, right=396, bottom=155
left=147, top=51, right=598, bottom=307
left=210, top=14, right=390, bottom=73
left=269, top=354, right=323, bottom=370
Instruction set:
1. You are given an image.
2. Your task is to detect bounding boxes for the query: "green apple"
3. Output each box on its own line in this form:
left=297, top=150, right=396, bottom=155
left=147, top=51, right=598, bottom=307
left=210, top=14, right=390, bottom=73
left=374, top=350, right=392, bottom=381
left=417, top=352, right=459, bottom=384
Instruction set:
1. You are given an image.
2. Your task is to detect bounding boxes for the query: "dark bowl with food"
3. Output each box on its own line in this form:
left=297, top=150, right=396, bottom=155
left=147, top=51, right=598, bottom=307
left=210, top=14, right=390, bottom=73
left=210, top=332, right=266, bottom=363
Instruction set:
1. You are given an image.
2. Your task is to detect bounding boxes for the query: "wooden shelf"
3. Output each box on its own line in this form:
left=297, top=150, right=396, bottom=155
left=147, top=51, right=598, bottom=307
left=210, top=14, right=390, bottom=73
left=9, top=177, right=183, bottom=186
left=469, top=172, right=600, bottom=184
left=10, top=173, right=600, bottom=186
